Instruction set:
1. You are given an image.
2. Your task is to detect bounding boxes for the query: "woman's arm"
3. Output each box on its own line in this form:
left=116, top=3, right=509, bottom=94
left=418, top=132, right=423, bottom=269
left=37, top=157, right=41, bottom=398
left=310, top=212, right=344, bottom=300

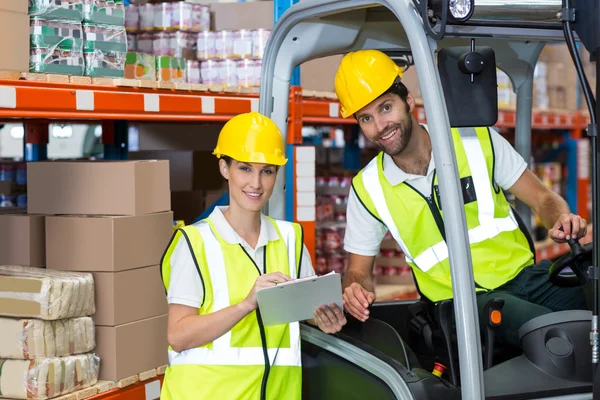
left=167, top=271, right=291, bottom=353
left=167, top=302, right=253, bottom=353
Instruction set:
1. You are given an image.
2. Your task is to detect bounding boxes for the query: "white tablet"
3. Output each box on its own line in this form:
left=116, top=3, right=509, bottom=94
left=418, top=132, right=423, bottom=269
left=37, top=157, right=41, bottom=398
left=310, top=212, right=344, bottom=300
left=256, top=272, right=343, bottom=326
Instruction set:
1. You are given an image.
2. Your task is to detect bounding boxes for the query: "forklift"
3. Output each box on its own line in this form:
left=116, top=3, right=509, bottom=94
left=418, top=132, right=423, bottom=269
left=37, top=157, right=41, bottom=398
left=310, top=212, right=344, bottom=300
left=259, top=0, right=600, bottom=399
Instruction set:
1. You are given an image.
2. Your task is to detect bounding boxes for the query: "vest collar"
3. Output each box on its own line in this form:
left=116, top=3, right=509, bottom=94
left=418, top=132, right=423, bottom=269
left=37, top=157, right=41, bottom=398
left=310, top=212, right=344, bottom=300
left=208, top=206, right=280, bottom=247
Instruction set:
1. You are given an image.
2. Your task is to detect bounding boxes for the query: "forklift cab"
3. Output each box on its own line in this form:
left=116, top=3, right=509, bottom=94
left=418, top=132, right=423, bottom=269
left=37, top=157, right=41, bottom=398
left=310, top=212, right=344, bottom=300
left=259, top=0, right=598, bottom=399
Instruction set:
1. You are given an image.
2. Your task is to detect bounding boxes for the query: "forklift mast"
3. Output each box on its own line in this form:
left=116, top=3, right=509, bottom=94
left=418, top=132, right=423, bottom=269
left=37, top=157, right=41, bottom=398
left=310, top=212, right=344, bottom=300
left=258, top=1, right=598, bottom=398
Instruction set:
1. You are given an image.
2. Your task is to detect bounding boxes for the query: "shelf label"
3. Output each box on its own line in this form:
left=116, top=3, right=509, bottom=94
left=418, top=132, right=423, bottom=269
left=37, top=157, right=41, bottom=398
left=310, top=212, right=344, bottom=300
left=251, top=98, right=259, bottom=112
left=144, top=94, right=160, bottom=112
left=201, top=96, right=215, bottom=114
left=0, top=87, right=16, bottom=109
left=76, top=90, right=94, bottom=111
left=329, top=103, right=339, bottom=117
left=145, top=380, right=161, bottom=400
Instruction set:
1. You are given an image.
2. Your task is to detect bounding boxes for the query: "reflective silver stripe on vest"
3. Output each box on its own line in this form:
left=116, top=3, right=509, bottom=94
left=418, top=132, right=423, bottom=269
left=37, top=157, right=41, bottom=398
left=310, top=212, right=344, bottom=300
left=168, top=220, right=301, bottom=367
left=362, top=157, right=414, bottom=262
left=362, top=128, right=518, bottom=273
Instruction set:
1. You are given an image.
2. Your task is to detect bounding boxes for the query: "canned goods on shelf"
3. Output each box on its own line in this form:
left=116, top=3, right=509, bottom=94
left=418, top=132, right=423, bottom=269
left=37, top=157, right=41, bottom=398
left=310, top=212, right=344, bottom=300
left=139, top=4, right=155, bottom=31
left=17, top=194, right=27, bottom=209
left=125, top=4, right=139, bottom=32
left=169, top=31, right=194, bottom=58
left=233, top=29, right=252, bottom=59
left=154, top=2, right=173, bottom=31
left=252, top=29, right=271, bottom=58
left=187, top=60, right=201, bottom=84
left=218, top=59, right=238, bottom=87
left=0, top=194, right=15, bottom=208
left=197, top=30, right=216, bottom=60
left=137, top=32, right=153, bottom=54
left=153, top=32, right=170, bottom=56
left=254, top=59, right=262, bottom=86
left=195, top=4, right=210, bottom=32
left=236, top=59, right=255, bottom=87
left=171, top=2, right=194, bottom=31
left=0, top=164, right=14, bottom=182
left=127, top=33, right=137, bottom=52
left=201, top=60, right=219, bottom=86
left=215, top=30, right=234, bottom=59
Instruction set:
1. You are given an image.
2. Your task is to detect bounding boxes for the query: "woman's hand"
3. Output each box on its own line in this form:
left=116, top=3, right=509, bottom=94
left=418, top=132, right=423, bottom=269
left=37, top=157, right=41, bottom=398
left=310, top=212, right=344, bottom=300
left=314, top=303, right=347, bottom=334
left=242, top=272, right=291, bottom=311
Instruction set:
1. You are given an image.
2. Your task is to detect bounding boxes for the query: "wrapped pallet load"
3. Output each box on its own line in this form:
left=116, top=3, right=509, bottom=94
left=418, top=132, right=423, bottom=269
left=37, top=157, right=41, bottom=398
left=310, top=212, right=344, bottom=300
left=0, top=266, right=99, bottom=399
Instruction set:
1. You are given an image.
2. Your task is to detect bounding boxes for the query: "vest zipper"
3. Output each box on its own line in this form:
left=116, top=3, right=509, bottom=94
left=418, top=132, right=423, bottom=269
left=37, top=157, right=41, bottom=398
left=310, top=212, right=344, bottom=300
left=239, top=244, right=270, bottom=400
left=404, top=180, right=446, bottom=242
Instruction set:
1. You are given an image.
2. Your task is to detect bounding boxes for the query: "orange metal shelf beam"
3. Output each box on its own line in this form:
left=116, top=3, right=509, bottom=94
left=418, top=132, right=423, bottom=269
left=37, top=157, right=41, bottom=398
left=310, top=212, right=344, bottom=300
left=90, top=376, right=164, bottom=400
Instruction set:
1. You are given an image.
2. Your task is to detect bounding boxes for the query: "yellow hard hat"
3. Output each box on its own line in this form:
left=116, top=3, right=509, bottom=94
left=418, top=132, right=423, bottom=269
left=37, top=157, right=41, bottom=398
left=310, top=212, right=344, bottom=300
left=213, top=112, right=288, bottom=166
left=334, top=50, right=404, bottom=118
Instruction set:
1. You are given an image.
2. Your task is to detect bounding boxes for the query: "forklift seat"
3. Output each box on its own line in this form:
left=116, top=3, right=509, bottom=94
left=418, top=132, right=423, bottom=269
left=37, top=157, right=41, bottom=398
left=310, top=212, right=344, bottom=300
left=406, top=205, right=536, bottom=385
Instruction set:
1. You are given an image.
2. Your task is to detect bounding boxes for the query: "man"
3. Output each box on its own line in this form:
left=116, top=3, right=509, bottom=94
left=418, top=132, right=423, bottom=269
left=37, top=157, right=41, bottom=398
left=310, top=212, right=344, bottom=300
left=333, top=49, right=588, bottom=348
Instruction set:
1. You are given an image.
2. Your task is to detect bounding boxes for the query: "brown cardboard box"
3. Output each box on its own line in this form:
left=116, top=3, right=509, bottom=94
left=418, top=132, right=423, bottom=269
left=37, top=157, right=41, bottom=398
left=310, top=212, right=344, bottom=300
left=27, top=161, right=170, bottom=216
left=210, top=2, right=274, bottom=30
left=95, top=315, right=168, bottom=381
left=91, top=265, right=168, bottom=326
left=300, top=55, right=343, bottom=92
left=171, top=191, right=205, bottom=224
left=46, top=212, right=173, bottom=272
left=0, top=214, right=45, bottom=267
left=129, top=150, right=223, bottom=191
left=1, top=0, right=27, bottom=13
left=0, top=11, right=28, bottom=72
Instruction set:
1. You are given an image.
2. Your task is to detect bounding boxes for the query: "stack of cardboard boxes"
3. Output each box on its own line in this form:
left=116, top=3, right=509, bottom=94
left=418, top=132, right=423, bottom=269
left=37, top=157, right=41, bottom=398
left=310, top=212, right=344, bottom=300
left=18, top=160, right=174, bottom=382
left=0, top=1, right=28, bottom=74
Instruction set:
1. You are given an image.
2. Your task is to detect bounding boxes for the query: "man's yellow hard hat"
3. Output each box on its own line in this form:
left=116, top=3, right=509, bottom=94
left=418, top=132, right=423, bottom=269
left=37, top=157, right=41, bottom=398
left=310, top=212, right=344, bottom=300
left=213, top=112, right=288, bottom=166
left=334, top=50, right=404, bottom=118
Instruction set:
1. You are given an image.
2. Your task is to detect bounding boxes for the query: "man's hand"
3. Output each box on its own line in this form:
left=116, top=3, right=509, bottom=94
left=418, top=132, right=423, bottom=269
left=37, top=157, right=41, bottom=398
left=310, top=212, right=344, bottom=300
left=548, top=213, right=587, bottom=243
left=342, top=282, right=375, bottom=322
left=314, top=303, right=347, bottom=334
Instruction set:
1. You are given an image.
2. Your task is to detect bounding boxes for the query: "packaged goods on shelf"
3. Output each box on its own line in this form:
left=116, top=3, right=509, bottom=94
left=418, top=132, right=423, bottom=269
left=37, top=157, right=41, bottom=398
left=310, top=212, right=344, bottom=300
left=200, top=59, right=219, bottom=85
left=151, top=2, right=209, bottom=32
left=215, top=30, right=234, bottom=59
left=138, top=3, right=154, bottom=31
left=29, top=18, right=84, bottom=75
left=83, top=23, right=127, bottom=77
left=124, top=52, right=155, bottom=80
left=218, top=59, right=238, bottom=87
left=125, top=4, right=138, bottom=32
left=0, top=316, right=95, bottom=359
left=127, top=32, right=136, bottom=51
left=252, top=28, right=270, bottom=59
left=153, top=30, right=195, bottom=59
left=83, top=0, right=125, bottom=26
left=156, top=55, right=185, bottom=83
left=233, top=29, right=252, bottom=59
left=29, top=0, right=83, bottom=21
left=236, top=58, right=255, bottom=87
left=186, top=60, right=201, bottom=84
left=0, top=265, right=95, bottom=320
left=197, top=30, right=216, bottom=60
left=136, top=31, right=153, bottom=54
left=0, top=353, right=99, bottom=400
left=254, top=59, right=262, bottom=86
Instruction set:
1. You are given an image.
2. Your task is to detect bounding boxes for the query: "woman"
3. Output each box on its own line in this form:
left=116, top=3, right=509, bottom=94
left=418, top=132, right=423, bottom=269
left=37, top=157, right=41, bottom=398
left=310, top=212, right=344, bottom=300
left=160, top=112, right=347, bottom=400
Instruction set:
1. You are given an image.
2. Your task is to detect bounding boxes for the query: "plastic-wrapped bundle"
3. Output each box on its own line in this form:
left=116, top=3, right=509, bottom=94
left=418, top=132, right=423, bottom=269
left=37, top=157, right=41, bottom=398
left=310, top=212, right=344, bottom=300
left=83, top=23, right=127, bottom=77
left=83, top=0, right=125, bottom=25
left=156, top=56, right=185, bottom=83
left=0, top=353, right=99, bottom=400
left=28, top=0, right=84, bottom=21
left=0, top=265, right=95, bottom=320
left=124, top=52, right=156, bottom=80
left=0, top=317, right=95, bottom=360
left=29, top=18, right=84, bottom=75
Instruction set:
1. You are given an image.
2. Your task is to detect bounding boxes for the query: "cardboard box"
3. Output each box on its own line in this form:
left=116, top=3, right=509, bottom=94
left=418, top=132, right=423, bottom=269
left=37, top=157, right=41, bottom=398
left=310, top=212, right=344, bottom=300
left=27, top=161, right=170, bottom=216
left=46, top=212, right=174, bottom=272
left=0, top=11, right=29, bottom=72
left=171, top=191, right=205, bottom=224
left=91, top=265, right=168, bottom=326
left=0, top=214, right=45, bottom=267
left=210, top=2, right=274, bottom=30
left=95, top=315, right=168, bottom=381
left=2, top=0, right=27, bottom=14
left=129, top=150, right=223, bottom=191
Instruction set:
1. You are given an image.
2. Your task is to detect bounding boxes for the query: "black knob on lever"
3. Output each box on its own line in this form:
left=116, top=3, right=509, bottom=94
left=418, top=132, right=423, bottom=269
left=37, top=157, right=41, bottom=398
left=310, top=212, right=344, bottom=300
left=559, top=226, right=583, bottom=256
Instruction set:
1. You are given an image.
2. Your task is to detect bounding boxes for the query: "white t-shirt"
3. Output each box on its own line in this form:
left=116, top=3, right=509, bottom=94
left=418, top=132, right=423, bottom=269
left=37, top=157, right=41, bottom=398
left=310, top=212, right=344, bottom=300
left=167, top=206, right=316, bottom=308
left=343, top=125, right=528, bottom=257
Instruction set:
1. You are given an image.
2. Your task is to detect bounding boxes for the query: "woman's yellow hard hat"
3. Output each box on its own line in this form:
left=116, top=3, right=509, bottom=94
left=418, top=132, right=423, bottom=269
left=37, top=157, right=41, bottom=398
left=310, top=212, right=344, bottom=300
left=334, top=50, right=404, bottom=118
left=213, top=112, right=288, bottom=166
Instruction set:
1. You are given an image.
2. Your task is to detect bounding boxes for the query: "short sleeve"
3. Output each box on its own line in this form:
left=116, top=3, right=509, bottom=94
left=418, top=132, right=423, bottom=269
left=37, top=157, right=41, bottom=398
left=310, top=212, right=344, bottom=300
left=298, top=244, right=316, bottom=279
left=166, top=237, right=204, bottom=309
left=343, top=188, right=388, bottom=256
left=489, top=128, right=528, bottom=190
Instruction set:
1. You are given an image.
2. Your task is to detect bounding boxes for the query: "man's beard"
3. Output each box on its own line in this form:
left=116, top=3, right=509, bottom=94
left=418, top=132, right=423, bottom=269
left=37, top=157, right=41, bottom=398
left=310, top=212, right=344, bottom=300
left=375, top=116, right=413, bottom=157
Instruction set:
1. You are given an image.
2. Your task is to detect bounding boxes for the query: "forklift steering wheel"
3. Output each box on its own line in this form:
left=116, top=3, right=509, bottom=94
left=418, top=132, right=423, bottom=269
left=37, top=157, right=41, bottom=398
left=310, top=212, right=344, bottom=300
left=548, top=235, right=593, bottom=287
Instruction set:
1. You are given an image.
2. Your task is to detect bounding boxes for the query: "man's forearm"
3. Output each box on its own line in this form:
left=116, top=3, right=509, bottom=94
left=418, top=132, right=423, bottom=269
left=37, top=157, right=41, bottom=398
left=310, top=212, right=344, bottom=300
left=537, top=190, right=570, bottom=229
left=343, top=266, right=374, bottom=293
